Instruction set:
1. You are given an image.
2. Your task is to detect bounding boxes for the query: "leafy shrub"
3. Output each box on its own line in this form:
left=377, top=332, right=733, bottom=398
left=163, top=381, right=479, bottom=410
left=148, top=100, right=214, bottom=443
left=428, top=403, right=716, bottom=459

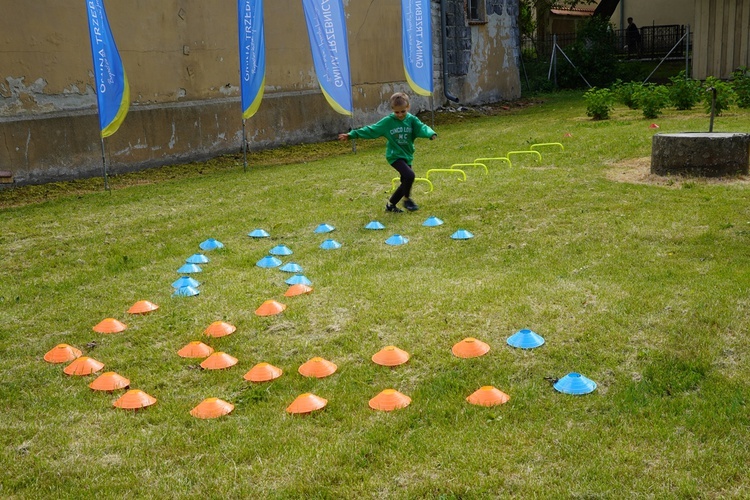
left=668, top=71, right=702, bottom=110
left=635, top=84, right=671, bottom=119
left=583, top=87, right=615, bottom=120
left=731, top=66, right=750, bottom=109
left=611, top=80, right=641, bottom=109
left=703, top=76, right=736, bottom=116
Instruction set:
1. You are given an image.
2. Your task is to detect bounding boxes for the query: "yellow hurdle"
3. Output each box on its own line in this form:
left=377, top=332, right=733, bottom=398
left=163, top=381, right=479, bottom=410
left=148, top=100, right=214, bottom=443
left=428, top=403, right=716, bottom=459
left=530, top=142, right=564, bottom=152
left=506, top=150, right=542, bottom=167
left=450, top=162, right=488, bottom=175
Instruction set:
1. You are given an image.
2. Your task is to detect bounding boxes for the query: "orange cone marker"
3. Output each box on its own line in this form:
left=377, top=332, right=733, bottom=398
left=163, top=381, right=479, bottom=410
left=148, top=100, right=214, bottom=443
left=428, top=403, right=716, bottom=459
left=244, top=362, right=283, bottom=382
left=93, top=318, right=127, bottom=334
left=286, top=393, right=327, bottom=414
left=190, top=397, right=234, bottom=419
left=127, top=300, right=159, bottom=314
left=298, top=357, right=337, bottom=378
left=44, top=344, right=82, bottom=364
left=466, top=386, right=510, bottom=407
left=113, top=389, right=156, bottom=409
left=89, top=371, right=130, bottom=392
left=63, top=356, right=104, bottom=376
left=371, top=346, right=410, bottom=367
left=452, top=337, right=490, bottom=358
left=284, top=284, right=313, bottom=297
left=368, top=389, right=411, bottom=411
left=177, top=341, right=214, bottom=358
left=255, top=300, right=287, bottom=316
left=200, top=352, right=238, bottom=370
left=204, top=321, right=236, bottom=338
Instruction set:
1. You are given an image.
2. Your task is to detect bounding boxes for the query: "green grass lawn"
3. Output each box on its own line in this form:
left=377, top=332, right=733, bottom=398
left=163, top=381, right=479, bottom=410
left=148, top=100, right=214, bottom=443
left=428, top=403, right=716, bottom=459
left=2, top=92, right=749, bottom=498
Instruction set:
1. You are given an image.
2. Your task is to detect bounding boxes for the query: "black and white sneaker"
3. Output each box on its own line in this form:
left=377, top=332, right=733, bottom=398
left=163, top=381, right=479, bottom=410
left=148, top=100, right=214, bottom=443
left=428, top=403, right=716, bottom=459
left=386, top=202, right=404, bottom=213
left=403, top=198, right=419, bottom=211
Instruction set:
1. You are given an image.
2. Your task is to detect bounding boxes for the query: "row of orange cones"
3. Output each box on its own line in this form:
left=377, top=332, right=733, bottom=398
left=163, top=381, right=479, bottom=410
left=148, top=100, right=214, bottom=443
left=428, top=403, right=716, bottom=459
left=44, top=338, right=509, bottom=417
left=45, top=337, right=496, bottom=377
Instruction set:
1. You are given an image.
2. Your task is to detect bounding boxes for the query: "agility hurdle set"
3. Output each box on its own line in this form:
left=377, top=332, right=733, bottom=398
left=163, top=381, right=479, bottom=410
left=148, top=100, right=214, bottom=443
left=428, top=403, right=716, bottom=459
left=392, top=142, right=565, bottom=193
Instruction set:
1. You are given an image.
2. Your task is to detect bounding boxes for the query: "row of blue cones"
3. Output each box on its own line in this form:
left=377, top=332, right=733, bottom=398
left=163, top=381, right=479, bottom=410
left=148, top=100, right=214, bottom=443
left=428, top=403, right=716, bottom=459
left=250, top=219, right=473, bottom=250
left=172, top=238, right=225, bottom=297
left=368, top=217, right=474, bottom=242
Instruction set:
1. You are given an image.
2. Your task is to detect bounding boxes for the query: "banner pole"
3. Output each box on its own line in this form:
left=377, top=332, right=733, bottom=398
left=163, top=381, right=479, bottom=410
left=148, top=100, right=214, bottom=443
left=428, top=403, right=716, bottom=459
left=99, top=137, right=110, bottom=192
left=430, top=95, right=435, bottom=129
left=242, top=119, right=248, bottom=172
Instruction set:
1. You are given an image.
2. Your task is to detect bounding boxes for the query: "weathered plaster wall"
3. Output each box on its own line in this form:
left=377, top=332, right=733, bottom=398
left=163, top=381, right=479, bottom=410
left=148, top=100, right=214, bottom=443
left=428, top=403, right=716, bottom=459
left=0, top=0, right=520, bottom=185
left=460, top=0, right=521, bottom=103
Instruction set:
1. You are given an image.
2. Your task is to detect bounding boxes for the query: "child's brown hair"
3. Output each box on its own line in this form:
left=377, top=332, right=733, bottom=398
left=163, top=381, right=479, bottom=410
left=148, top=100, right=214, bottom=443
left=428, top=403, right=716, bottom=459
left=389, top=92, right=410, bottom=108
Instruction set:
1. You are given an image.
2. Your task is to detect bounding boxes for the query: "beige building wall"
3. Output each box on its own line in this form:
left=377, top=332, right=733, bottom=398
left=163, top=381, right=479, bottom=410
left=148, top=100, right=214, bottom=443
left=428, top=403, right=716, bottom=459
left=612, top=0, right=695, bottom=30
left=692, top=0, right=750, bottom=79
left=0, top=0, right=520, bottom=186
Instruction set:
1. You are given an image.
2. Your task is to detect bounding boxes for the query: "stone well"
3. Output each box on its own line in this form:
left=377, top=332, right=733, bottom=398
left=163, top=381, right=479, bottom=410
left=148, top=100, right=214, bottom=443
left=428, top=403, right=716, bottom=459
left=651, top=132, right=750, bottom=177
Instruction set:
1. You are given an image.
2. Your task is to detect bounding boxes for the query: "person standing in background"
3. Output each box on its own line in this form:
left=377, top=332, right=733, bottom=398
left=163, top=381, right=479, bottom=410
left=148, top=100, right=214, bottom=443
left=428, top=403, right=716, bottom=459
left=626, top=17, right=642, bottom=58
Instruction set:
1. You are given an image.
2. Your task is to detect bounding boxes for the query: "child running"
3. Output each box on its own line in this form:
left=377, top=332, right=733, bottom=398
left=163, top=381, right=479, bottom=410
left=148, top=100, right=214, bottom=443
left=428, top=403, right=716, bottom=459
left=338, top=92, right=437, bottom=212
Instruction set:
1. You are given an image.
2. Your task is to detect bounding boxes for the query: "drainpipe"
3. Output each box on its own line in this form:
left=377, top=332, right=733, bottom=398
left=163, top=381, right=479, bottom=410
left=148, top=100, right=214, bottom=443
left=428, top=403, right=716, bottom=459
left=439, top=0, right=459, bottom=103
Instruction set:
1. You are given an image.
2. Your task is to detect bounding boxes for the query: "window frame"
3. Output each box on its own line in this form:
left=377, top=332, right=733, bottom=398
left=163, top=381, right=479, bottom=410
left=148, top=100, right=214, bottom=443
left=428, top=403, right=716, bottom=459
left=466, top=0, right=487, bottom=24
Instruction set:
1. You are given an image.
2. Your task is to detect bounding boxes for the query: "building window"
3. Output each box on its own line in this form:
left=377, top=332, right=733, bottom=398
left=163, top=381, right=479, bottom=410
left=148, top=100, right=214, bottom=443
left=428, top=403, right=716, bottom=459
left=466, top=0, right=486, bottom=23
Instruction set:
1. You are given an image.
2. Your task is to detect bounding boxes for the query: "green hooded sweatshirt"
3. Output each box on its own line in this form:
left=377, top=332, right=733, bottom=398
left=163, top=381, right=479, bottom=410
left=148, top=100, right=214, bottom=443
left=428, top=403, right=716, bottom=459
left=347, top=113, right=436, bottom=165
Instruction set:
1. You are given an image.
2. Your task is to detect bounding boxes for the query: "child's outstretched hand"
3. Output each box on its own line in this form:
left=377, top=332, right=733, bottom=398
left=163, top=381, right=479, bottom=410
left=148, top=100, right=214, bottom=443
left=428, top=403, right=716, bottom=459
left=337, top=133, right=350, bottom=141
left=430, top=134, right=438, bottom=141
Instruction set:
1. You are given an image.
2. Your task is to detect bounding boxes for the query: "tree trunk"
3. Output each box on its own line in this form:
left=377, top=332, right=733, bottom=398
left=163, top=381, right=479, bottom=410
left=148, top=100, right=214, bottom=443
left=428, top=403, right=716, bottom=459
left=593, top=0, right=621, bottom=19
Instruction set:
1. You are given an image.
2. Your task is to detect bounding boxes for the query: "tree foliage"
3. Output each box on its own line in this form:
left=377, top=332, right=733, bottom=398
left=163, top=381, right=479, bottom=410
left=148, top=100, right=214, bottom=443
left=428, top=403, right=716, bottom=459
left=559, top=16, right=620, bottom=88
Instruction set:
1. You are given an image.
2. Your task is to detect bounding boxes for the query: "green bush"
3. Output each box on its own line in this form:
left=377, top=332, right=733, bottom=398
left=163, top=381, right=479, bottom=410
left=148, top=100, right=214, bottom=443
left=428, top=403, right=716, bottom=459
left=668, top=71, right=702, bottom=110
left=612, top=80, right=642, bottom=109
left=731, top=66, right=750, bottom=109
left=583, top=87, right=615, bottom=120
left=635, top=84, right=671, bottom=119
left=703, top=76, right=736, bottom=116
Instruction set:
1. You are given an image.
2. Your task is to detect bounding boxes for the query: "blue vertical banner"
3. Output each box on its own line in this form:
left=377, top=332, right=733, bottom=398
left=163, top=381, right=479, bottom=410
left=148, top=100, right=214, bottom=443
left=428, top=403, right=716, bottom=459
left=401, top=0, right=433, bottom=96
left=86, top=0, right=130, bottom=138
left=302, top=0, right=353, bottom=116
left=238, top=0, right=265, bottom=119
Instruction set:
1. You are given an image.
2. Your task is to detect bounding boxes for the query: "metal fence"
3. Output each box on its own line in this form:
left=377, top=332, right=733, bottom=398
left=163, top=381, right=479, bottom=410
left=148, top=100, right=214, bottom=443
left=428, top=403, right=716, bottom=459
left=522, top=24, right=690, bottom=62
